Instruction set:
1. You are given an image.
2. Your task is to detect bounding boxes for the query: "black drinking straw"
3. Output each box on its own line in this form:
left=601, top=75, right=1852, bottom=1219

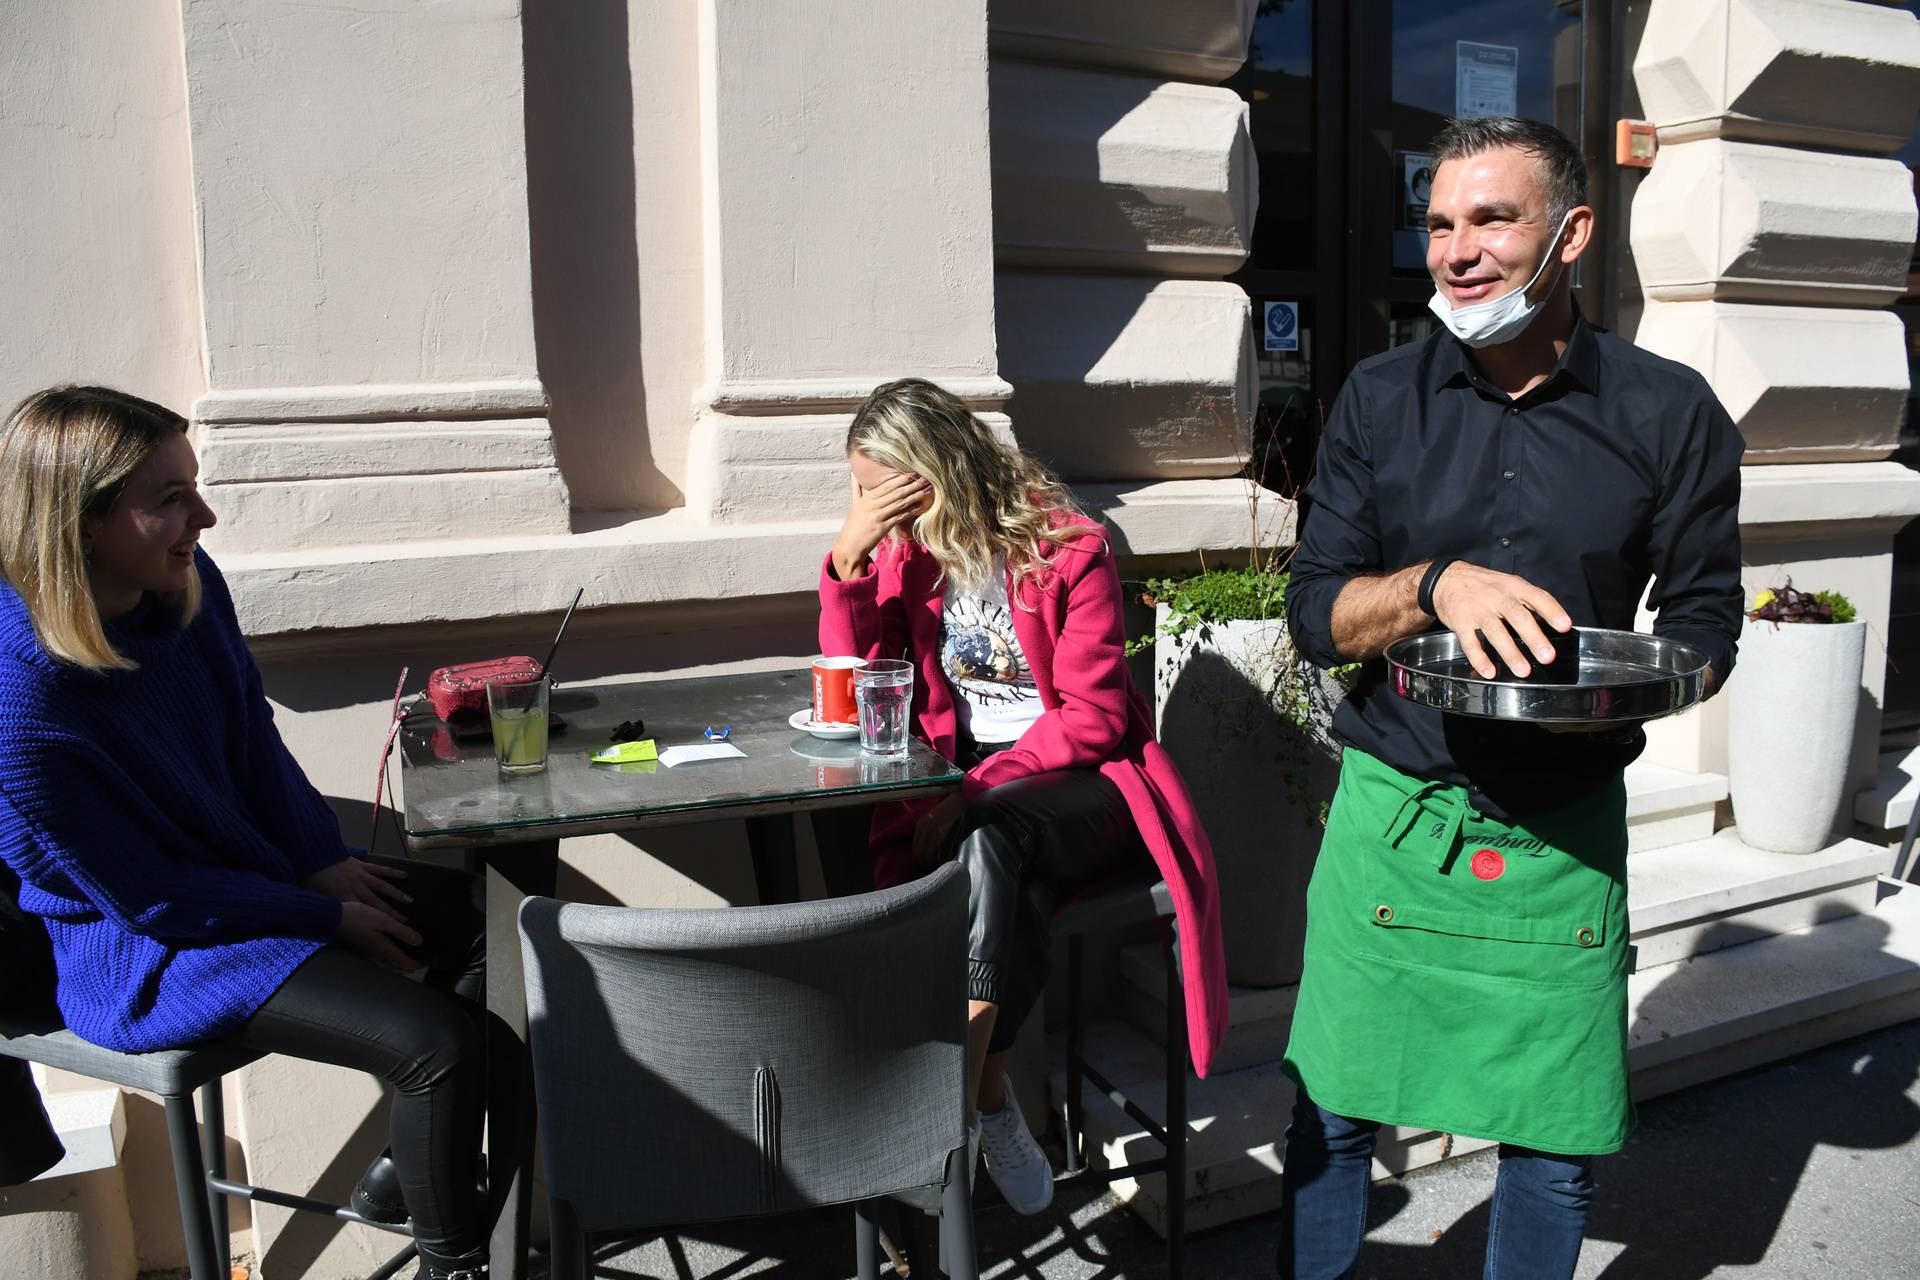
left=536, top=587, right=586, bottom=681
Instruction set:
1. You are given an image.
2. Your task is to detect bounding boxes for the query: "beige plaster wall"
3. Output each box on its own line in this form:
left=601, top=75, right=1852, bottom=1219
left=0, top=3, right=1255, bottom=1273
left=698, top=0, right=1000, bottom=398
left=181, top=0, right=538, bottom=392
left=0, top=8, right=202, bottom=1268
left=0, top=1, right=203, bottom=416
left=0, top=1165, right=136, bottom=1280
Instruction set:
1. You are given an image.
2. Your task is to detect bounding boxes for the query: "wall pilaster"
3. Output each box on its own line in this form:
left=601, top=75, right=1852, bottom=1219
left=683, top=0, right=1008, bottom=525
left=182, top=0, right=567, bottom=554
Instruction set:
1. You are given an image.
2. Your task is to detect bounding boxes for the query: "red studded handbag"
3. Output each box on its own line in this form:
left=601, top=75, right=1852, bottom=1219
left=425, top=656, right=544, bottom=721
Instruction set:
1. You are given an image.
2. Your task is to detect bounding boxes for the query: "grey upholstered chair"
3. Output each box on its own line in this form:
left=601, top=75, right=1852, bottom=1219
left=518, top=860, right=977, bottom=1280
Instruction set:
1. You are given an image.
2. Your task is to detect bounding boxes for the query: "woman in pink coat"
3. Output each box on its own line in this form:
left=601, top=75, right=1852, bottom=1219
left=818, top=378, right=1227, bottom=1215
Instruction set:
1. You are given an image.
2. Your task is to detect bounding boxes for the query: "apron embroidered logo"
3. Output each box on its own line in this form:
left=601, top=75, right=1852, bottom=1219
left=1470, top=849, right=1506, bottom=881
left=1426, top=825, right=1550, bottom=857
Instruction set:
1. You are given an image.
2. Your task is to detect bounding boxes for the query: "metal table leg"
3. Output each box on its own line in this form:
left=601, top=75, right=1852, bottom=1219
left=811, top=805, right=876, bottom=899
left=478, top=839, right=559, bottom=1280
left=745, top=814, right=801, bottom=905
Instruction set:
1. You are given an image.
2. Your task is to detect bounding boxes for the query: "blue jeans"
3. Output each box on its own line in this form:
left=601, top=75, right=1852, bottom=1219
left=1277, top=1090, right=1595, bottom=1280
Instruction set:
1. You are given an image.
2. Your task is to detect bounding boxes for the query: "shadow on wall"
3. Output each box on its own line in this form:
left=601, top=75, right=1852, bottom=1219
left=257, top=597, right=821, bottom=716
left=256, top=1105, right=394, bottom=1280
left=522, top=0, right=680, bottom=513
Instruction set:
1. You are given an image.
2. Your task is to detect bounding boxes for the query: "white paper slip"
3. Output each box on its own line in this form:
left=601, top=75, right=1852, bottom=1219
left=657, top=742, right=748, bottom=768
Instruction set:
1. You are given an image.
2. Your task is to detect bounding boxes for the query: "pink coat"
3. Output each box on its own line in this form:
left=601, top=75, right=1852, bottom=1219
left=817, top=525, right=1229, bottom=1078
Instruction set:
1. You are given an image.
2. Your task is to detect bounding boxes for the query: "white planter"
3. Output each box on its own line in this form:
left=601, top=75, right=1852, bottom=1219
left=1153, top=607, right=1344, bottom=988
left=1727, top=618, right=1867, bottom=854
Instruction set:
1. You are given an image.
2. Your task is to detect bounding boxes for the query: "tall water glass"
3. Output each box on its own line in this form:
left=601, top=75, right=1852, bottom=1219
left=855, top=659, right=914, bottom=756
left=487, top=676, right=550, bottom=775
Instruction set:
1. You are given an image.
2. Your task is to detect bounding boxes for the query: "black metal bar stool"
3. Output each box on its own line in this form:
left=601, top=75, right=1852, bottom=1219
left=1052, top=874, right=1188, bottom=1280
left=0, top=1010, right=418, bottom=1280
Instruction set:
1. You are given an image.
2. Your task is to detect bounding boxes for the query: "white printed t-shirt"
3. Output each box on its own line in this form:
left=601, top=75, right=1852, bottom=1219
left=939, top=562, right=1044, bottom=744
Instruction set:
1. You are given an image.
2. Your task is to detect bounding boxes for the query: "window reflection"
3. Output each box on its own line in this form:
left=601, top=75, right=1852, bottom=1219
left=1238, top=1, right=1314, bottom=272
left=1388, top=3, right=1581, bottom=272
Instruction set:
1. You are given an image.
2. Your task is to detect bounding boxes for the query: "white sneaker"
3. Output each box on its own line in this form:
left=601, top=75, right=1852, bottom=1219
left=977, top=1078, right=1054, bottom=1215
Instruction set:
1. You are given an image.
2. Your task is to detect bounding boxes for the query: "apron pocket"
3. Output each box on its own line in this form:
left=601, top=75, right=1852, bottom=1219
left=1361, top=833, right=1621, bottom=982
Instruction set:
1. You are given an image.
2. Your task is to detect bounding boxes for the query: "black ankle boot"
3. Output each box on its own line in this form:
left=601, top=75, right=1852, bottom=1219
left=416, top=1244, right=489, bottom=1279
left=349, top=1150, right=409, bottom=1226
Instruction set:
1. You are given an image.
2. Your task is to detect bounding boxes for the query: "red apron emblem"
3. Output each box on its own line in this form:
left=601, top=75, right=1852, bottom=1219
left=1470, top=849, right=1506, bottom=881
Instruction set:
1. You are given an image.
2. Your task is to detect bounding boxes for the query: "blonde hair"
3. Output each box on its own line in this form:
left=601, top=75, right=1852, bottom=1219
left=847, top=378, right=1100, bottom=603
left=0, top=386, right=200, bottom=670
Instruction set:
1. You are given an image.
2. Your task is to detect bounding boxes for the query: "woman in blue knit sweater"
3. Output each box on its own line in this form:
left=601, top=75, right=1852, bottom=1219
left=0, top=387, right=497, bottom=1280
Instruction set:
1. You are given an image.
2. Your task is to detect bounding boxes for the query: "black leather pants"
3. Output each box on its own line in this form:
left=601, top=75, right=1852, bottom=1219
left=238, top=858, right=517, bottom=1258
left=944, top=760, right=1145, bottom=1052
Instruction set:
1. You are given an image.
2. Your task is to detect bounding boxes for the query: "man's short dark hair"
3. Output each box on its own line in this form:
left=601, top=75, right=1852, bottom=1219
left=1430, top=116, right=1587, bottom=225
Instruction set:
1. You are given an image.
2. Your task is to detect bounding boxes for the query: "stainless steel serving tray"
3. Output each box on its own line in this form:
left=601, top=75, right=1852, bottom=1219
left=1384, top=627, right=1709, bottom=724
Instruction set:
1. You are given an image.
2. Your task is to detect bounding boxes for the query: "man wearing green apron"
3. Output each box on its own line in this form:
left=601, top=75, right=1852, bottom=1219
left=1278, top=117, right=1743, bottom=1278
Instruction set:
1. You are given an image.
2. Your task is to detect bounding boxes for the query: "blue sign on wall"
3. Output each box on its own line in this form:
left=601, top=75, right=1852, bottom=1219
left=1264, top=301, right=1299, bottom=353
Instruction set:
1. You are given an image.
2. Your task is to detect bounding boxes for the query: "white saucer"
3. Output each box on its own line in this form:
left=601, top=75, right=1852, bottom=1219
left=788, top=707, right=860, bottom=739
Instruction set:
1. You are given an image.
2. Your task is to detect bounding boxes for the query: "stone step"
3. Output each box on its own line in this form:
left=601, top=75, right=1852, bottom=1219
left=1121, top=829, right=1886, bottom=1062
left=1627, top=830, right=1886, bottom=969
left=1627, top=877, right=1920, bottom=1100
left=30, top=1072, right=126, bottom=1182
left=1626, top=762, right=1726, bottom=854
left=1074, top=879, right=1920, bottom=1238
left=1118, top=944, right=1296, bottom=1076
left=1856, top=743, right=1919, bottom=833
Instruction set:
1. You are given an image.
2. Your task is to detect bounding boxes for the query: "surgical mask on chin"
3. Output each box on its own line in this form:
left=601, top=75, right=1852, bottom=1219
left=1427, top=210, right=1573, bottom=349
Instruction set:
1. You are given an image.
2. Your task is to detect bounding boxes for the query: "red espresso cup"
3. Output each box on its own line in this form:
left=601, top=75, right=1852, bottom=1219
left=810, top=656, right=867, bottom=723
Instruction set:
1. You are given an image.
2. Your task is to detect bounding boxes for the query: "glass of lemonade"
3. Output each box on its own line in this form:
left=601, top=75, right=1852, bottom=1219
left=487, top=676, right=551, bottom=776
left=855, top=659, right=914, bottom=756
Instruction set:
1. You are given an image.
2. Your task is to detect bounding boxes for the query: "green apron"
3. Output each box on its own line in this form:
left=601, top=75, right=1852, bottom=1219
left=1282, top=747, right=1633, bottom=1155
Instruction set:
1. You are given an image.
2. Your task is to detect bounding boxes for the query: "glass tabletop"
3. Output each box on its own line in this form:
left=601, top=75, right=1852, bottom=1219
left=399, top=668, right=962, bottom=847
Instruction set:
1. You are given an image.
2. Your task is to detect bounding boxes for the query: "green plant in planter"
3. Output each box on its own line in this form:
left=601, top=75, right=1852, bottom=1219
left=1135, top=562, right=1355, bottom=821
left=1748, top=581, right=1857, bottom=624
left=1128, top=565, right=1289, bottom=654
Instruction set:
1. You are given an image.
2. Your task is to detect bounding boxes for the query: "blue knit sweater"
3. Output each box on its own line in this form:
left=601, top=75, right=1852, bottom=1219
left=0, top=552, right=346, bottom=1051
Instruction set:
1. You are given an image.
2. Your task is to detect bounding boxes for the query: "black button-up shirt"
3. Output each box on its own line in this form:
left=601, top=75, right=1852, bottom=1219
left=1287, top=315, right=1744, bottom=820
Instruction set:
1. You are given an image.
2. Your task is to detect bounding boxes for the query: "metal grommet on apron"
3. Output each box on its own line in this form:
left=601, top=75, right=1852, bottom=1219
left=1575, top=926, right=1596, bottom=946
left=1374, top=904, right=1394, bottom=923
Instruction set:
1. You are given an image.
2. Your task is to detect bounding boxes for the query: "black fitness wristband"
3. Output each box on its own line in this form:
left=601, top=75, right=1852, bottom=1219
left=1417, top=557, right=1457, bottom=617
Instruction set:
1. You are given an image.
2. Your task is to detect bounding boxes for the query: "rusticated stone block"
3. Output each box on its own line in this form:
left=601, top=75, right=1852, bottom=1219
left=991, top=61, right=1255, bottom=276
left=996, top=272, right=1254, bottom=482
left=988, top=0, right=1256, bottom=83
left=1632, top=301, right=1908, bottom=464
left=1633, top=0, right=1920, bottom=152
left=1632, top=140, right=1916, bottom=305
